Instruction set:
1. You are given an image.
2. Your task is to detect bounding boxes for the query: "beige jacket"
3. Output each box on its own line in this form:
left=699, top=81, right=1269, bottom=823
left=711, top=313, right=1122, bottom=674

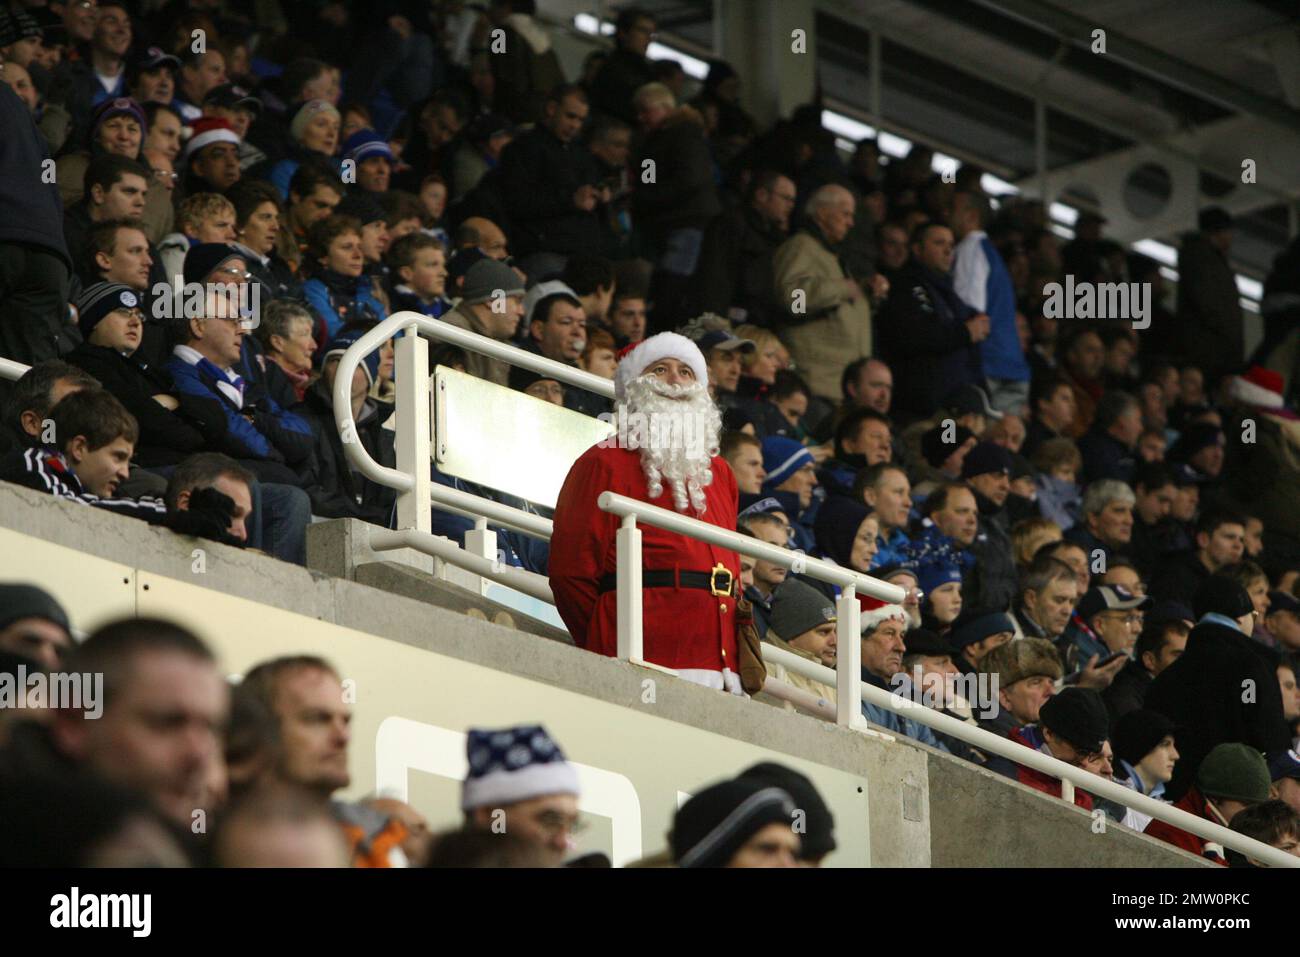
left=756, top=633, right=837, bottom=713
left=442, top=303, right=511, bottom=387
left=772, top=231, right=873, bottom=400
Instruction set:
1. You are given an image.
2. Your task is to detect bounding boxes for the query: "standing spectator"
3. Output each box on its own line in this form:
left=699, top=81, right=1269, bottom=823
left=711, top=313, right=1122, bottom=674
left=773, top=184, right=873, bottom=402
left=0, top=584, right=72, bottom=671
left=692, top=170, right=795, bottom=326
left=0, top=80, right=72, bottom=375
left=960, top=443, right=1018, bottom=612
left=1145, top=743, right=1272, bottom=863
left=1104, top=614, right=1190, bottom=723
left=878, top=221, right=988, bottom=422
left=1149, top=508, right=1246, bottom=608
left=550, top=333, right=744, bottom=693
left=298, top=328, right=396, bottom=525
left=950, top=190, right=1029, bottom=415
left=632, top=82, right=721, bottom=327
left=1112, top=709, right=1180, bottom=831
left=441, top=259, right=526, bottom=387
left=459, top=724, right=581, bottom=868
left=485, top=0, right=565, bottom=124
left=1177, top=208, right=1243, bottom=385
left=1146, top=577, right=1293, bottom=801
left=590, top=6, right=658, bottom=125
left=496, top=84, right=600, bottom=270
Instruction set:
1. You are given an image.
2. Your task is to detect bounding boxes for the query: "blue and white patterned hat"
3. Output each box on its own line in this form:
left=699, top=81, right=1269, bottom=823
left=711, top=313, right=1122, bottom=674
left=460, top=724, right=581, bottom=812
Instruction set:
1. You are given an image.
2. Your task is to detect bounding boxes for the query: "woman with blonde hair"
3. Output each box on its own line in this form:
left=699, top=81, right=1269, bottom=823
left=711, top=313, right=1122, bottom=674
left=735, top=324, right=788, bottom=399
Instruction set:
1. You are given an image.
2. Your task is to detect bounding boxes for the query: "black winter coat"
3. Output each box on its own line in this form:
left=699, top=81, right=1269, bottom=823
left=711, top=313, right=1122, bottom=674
left=590, top=48, right=657, bottom=125
left=690, top=203, right=786, bottom=326
left=65, top=342, right=229, bottom=467
left=966, top=490, right=1017, bottom=613
left=496, top=127, right=601, bottom=258
left=632, top=110, right=722, bottom=238
left=298, top=382, right=396, bottom=524
left=1145, top=620, right=1291, bottom=801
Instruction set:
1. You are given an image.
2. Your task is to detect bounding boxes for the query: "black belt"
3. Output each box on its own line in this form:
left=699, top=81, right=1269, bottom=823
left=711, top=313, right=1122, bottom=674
left=598, top=564, right=735, bottom=598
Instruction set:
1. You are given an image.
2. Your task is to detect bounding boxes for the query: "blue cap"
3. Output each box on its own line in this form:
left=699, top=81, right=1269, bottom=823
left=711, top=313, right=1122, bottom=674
left=321, top=325, right=380, bottom=387
left=1269, top=749, right=1300, bottom=782
left=949, top=609, right=1015, bottom=649
left=761, top=436, right=814, bottom=489
left=342, top=128, right=394, bottom=164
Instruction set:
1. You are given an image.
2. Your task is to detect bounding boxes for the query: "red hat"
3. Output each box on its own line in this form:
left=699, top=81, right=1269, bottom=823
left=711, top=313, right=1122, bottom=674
left=1229, top=365, right=1285, bottom=410
left=183, top=116, right=240, bottom=162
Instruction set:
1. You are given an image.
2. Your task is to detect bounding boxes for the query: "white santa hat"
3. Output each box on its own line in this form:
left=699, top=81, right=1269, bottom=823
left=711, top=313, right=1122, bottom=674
left=614, top=332, right=708, bottom=401
left=1228, top=365, right=1285, bottom=410
left=860, top=603, right=909, bottom=634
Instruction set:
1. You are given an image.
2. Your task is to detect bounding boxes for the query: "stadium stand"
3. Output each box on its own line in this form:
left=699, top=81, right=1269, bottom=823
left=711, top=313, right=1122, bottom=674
left=1, top=0, right=1300, bottom=874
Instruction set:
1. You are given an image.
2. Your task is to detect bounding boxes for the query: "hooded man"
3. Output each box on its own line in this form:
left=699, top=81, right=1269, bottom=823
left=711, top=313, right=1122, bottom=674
left=550, top=332, right=743, bottom=692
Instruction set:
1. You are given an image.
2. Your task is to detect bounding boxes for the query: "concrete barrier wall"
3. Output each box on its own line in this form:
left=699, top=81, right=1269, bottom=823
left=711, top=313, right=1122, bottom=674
left=0, top=485, right=1208, bottom=867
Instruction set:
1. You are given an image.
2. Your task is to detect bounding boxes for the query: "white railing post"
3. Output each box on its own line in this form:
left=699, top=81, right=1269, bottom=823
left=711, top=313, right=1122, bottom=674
left=615, top=514, right=643, bottom=663
left=835, top=586, right=864, bottom=729
left=464, top=517, right=497, bottom=597
left=394, top=326, right=431, bottom=533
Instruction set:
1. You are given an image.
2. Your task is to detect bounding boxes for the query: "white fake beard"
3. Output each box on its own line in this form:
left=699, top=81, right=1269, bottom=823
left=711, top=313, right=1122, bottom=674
left=621, top=374, right=722, bottom=515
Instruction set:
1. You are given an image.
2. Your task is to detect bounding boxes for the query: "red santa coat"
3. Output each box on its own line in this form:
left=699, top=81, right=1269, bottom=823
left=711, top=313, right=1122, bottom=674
left=549, top=443, right=740, bottom=676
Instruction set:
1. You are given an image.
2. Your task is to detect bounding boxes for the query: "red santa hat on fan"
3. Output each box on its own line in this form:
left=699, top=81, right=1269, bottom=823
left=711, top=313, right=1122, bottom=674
left=1228, top=365, right=1285, bottom=410
left=860, top=604, right=909, bottom=633
left=614, top=332, right=709, bottom=401
left=183, top=116, right=241, bottom=162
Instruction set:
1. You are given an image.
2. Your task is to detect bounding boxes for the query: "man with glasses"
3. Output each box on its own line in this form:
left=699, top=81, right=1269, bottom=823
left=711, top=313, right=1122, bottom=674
left=164, top=243, right=312, bottom=563
left=1009, top=686, right=1112, bottom=810
left=461, top=724, right=582, bottom=868
left=590, top=6, right=658, bottom=124
left=1059, top=584, right=1152, bottom=689
left=693, top=170, right=796, bottom=327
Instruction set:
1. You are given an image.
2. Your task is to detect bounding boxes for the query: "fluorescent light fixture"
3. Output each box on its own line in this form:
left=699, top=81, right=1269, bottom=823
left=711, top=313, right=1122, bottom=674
left=647, top=41, right=709, bottom=79
left=1132, top=238, right=1179, bottom=267
left=1049, top=223, right=1075, bottom=240
left=1050, top=202, right=1078, bottom=226
left=982, top=173, right=1020, bottom=196
left=932, top=151, right=960, bottom=179
left=573, top=13, right=614, bottom=36
left=1236, top=274, right=1263, bottom=300
left=822, top=110, right=877, bottom=142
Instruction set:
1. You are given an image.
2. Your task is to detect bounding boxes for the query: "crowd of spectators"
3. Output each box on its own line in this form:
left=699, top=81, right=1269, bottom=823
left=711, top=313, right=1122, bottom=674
left=3, top=0, right=1300, bottom=865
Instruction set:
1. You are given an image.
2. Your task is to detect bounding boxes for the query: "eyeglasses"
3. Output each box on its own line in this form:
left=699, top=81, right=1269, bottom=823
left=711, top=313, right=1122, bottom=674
left=212, top=267, right=252, bottom=280
left=150, top=168, right=178, bottom=183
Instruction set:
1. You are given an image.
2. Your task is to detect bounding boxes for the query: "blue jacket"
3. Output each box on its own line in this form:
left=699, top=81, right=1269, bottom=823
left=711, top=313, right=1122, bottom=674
left=862, top=670, right=949, bottom=752
left=164, top=352, right=314, bottom=466
left=874, top=526, right=912, bottom=569
left=1035, top=473, right=1080, bottom=530
left=303, top=273, right=388, bottom=341
left=430, top=465, right=551, bottom=574
left=954, top=234, right=1029, bottom=381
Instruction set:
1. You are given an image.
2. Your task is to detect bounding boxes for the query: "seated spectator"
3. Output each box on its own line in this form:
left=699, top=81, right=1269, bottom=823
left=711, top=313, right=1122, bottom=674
left=577, top=329, right=618, bottom=384
left=759, top=436, right=818, bottom=552
left=508, top=366, right=564, bottom=405
left=341, top=128, right=393, bottom=195
left=446, top=113, right=515, bottom=204
left=1008, top=686, right=1110, bottom=809
left=855, top=463, right=911, bottom=566
left=226, top=179, right=299, bottom=301
left=164, top=452, right=255, bottom=547
left=1271, top=751, right=1300, bottom=815
left=738, top=508, right=791, bottom=638
left=948, top=607, right=1015, bottom=680
left=298, top=327, right=396, bottom=524
left=1227, top=800, right=1300, bottom=865
left=960, top=443, right=1018, bottom=612
left=839, top=357, right=895, bottom=423
left=301, top=214, right=388, bottom=342
left=1103, top=613, right=1190, bottom=723
left=1126, top=461, right=1178, bottom=576
left=1149, top=507, right=1246, bottom=608
left=897, top=627, right=986, bottom=760
left=858, top=603, right=948, bottom=751
left=1146, top=742, right=1272, bottom=864
left=916, top=481, right=981, bottom=559
left=278, top=160, right=343, bottom=274
left=253, top=299, right=318, bottom=407
left=523, top=285, right=606, bottom=418
left=1112, top=709, right=1180, bottom=831
left=1058, top=328, right=1105, bottom=438
left=759, top=578, right=838, bottom=711
left=83, top=218, right=167, bottom=362
left=1058, top=584, right=1150, bottom=685
left=0, top=583, right=72, bottom=670
left=1263, top=590, right=1300, bottom=654
left=460, top=724, right=581, bottom=868
left=1011, top=516, right=1063, bottom=570
left=1031, top=437, right=1082, bottom=531
left=1064, top=479, right=1135, bottom=569
left=773, top=183, right=871, bottom=402
left=336, top=192, right=392, bottom=310
left=0, top=617, right=228, bottom=830
left=1146, top=576, right=1293, bottom=801
left=0, top=387, right=167, bottom=522
left=64, top=154, right=150, bottom=286
left=1040, top=538, right=1092, bottom=596
left=212, top=787, right=350, bottom=868
left=877, top=220, right=987, bottom=423
left=916, top=554, right=964, bottom=635
left=979, top=637, right=1061, bottom=754
left=381, top=190, right=427, bottom=245
left=912, top=422, right=977, bottom=498
left=442, top=259, right=527, bottom=386
left=239, top=655, right=409, bottom=867
left=1013, top=555, right=1079, bottom=643
left=267, top=100, right=340, bottom=199
left=54, top=95, right=147, bottom=209
left=165, top=244, right=314, bottom=485
left=810, top=494, right=879, bottom=584
left=670, top=774, right=799, bottom=868
left=66, top=282, right=226, bottom=467
left=1077, top=391, right=1142, bottom=485
left=201, top=83, right=266, bottom=171
left=173, top=47, right=228, bottom=123
left=386, top=232, right=451, bottom=319
left=767, top=370, right=818, bottom=443
left=158, top=192, right=237, bottom=283
left=182, top=116, right=242, bottom=195
left=721, top=431, right=766, bottom=496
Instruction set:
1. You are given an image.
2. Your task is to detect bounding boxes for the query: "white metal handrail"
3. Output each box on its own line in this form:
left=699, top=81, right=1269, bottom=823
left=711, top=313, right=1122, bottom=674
left=763, top=643, right=1300, bottom=869
left=369, top=527, right=554, bottom=603
left=1, top=356, right=31, bottom=382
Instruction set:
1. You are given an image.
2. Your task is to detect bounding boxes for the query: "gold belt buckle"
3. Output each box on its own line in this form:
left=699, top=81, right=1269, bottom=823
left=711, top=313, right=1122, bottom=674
left=709, top=562, right=734, bottom=597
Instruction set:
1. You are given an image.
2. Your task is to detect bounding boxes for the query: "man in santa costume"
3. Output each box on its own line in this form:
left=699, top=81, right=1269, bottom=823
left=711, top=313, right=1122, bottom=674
left=549, top=332, right=745, bottom=693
